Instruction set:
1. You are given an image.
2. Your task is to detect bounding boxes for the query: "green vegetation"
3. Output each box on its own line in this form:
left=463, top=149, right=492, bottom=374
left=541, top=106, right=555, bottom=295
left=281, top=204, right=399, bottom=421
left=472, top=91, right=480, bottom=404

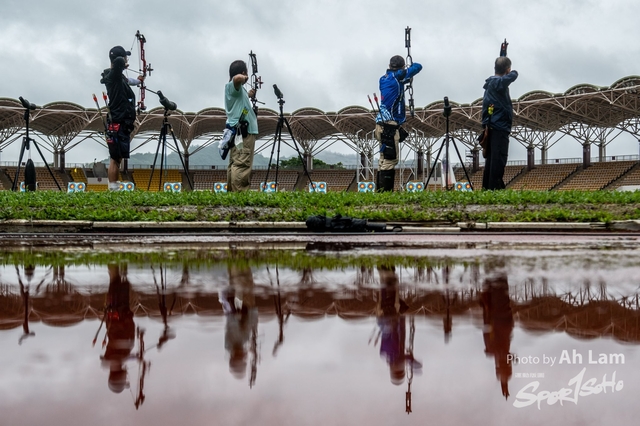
left=0, top=190, right=639, bottom=223
left=278, top=157, right=344, bottom=169
left=0, top=248, right=472, bottom=270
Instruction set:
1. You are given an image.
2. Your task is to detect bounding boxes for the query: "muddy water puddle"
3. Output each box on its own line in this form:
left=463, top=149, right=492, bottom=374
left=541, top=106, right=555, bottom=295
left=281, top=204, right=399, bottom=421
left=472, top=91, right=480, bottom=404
left=1, top=244, right=639, bottom=425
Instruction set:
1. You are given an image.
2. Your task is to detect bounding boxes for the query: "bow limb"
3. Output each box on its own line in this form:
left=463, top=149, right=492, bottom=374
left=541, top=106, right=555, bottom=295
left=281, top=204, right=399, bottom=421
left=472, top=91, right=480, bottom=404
left=249, top=50, right=263, bottom=115
left=135, top=30, right=153, bottom=114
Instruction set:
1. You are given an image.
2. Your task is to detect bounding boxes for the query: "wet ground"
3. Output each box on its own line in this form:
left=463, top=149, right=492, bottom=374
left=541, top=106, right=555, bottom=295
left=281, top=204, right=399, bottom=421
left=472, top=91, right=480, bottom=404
left=1, top=235, right=639, bottom=425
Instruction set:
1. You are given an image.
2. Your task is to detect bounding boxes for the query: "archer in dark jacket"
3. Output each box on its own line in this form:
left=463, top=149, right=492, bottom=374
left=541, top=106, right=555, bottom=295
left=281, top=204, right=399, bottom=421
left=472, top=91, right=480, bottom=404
left=481, top=57, right=518, bottom=190
left=100, top=46, right=144, bottom=191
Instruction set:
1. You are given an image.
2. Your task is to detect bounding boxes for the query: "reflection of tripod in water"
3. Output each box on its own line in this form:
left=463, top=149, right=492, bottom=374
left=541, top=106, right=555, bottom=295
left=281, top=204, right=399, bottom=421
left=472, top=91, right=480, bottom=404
left=11, top=97, right=61, bottom=191
left=425, top=97, right=473, bottom=190
left=264, top=84, right=313, bottom=191
left=147, top=93, right=193, bottom=191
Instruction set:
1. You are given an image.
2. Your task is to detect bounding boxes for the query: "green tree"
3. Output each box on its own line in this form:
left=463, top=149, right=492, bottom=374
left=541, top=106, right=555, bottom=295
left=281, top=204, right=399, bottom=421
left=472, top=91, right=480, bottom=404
left=279, top=157, right=345, bottom=169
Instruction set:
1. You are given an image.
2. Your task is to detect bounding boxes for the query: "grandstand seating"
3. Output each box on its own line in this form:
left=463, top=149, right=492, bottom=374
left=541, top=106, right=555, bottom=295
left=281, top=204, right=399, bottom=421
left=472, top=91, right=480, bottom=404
left=192, top=169, right=228, bottom=191
left=508, top=163, right=580, bottom=190
left=454, top=168, right=483, bottom=190
left=1, top=161, right=639, bottom=192
left=87, top=184, right=109, bottom=192
left=558, top=161, right=636, bottom=191
left=250, top=170, right=299, bottom=191
left=395, top=169, right=421, bottom=190
left=131, top=168, right=182, bottom=192
left=4, top=166, right=67, bottom=191
left=609, top=163, right=640, bottom=189
left=504, top=165, right=525, bottom=185
left=81, top=168, right=121, bottom=192
left=69, top=168, right=87, bottom=184
left=307, top=169, right=356, bottom=191
left=452, top=165, right=523, bottom=191
left=368, top=168, right=427, bottom=192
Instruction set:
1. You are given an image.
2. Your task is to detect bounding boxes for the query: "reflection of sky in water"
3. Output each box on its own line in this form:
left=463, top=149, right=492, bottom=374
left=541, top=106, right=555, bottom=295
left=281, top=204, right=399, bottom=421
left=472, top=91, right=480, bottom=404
left=0, top=247, right=639, bottom=425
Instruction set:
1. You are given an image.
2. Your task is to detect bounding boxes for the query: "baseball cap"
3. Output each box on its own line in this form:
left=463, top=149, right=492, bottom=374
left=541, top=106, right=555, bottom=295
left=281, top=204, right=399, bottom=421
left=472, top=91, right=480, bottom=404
left=109, top=46, right=131, bottom=62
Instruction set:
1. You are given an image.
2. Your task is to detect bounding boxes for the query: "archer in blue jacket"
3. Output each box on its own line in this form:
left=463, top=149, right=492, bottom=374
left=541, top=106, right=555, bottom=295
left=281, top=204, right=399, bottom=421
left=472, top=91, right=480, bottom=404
left=374, top=55, right=423, bottom=192
left=481, top=57, right=518, bottom=190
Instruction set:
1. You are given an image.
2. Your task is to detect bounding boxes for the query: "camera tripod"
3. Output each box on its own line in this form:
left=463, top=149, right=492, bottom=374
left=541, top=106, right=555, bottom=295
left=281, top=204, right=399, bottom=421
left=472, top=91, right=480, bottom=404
left=425, top=97, right=473, bottom=190
left=263, top=84, right=313, bottom=191
left=11, top=97, right=61, bottom=192
left=147, top=108, right=193, bottom=191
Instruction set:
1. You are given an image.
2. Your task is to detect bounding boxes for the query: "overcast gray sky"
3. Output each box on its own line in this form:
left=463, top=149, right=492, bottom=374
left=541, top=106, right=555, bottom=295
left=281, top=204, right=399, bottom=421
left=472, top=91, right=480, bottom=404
left=2, top=0, right=640, bottom=162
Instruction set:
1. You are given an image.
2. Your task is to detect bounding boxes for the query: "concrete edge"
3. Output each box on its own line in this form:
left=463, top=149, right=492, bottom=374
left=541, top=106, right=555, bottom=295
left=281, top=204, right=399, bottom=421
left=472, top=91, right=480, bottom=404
left=457, top=221, right=609, bottom=230
left=0, top=220, right=632, bottom=233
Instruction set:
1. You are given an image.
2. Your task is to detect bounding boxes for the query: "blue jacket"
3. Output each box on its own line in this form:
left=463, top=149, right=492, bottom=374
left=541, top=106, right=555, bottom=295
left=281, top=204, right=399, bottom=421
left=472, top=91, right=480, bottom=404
left=482, top=70, right=518, bottom=133
left=376, top=63, right=423, bottom=125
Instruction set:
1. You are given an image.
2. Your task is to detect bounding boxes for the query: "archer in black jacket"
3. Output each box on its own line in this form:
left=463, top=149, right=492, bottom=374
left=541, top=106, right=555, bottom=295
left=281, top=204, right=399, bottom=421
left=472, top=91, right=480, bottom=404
left=100, top=45, right=144, bottom=190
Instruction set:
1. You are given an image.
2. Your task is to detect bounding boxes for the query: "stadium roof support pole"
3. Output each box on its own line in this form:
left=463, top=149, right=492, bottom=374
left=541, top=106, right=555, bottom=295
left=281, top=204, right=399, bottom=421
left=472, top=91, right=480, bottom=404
left=560, top=122, right=612, bottom=168
left=355, top=130, right=376, bottom=182
left=407, top=130, right=438, bottom=182
left=511, top=127, right=557, bottom=167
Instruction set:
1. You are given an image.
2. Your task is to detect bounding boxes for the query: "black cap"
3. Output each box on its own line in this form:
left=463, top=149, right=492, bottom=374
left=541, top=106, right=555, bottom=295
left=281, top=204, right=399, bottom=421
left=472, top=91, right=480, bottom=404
left=389, top=55, right=405, bottom=70
left=109, top=46, right=131, bottom=62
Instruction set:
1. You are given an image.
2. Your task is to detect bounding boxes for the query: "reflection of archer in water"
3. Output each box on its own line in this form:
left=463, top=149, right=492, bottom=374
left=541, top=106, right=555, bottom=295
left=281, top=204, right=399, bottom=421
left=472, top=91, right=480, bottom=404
left=374, top=265, right=422, bottom=414
left=99, top=263, right=151, bottom=409
left=220, top=265, right=259, bottom=388
left=479, top=273, right=514, bottom=400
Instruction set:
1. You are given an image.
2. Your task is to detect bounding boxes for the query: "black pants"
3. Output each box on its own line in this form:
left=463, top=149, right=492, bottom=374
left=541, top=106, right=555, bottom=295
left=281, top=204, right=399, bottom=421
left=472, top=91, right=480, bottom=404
left=482, top=129, right=509, bottom=190
left=107, top=121, right=133, bottom=161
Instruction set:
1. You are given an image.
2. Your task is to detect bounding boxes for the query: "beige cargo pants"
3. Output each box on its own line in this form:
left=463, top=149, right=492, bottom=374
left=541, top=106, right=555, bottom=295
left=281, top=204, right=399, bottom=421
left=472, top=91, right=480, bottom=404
left=227, top=133, right=256, bottom=192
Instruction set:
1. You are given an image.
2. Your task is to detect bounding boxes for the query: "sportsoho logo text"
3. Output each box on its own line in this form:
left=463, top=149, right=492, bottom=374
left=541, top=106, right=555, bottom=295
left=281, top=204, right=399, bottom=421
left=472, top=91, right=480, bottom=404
left=512, top=350, right=625, bottom=409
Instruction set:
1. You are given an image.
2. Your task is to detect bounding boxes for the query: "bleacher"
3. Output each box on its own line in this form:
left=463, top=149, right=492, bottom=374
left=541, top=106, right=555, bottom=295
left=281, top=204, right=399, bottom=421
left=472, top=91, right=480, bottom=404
left=131, top=168, right=182, bottom=192
left=69, top=167, right=87, bottom=184
left=250, top=170, right=299, bottom=191
left=192, top=169, right=228, bottom=191
left=395, top=169, right=421, bottom=191
left=453, top=165, right=523, bottom=190
left=308, top=169, right=355, bottom=191
left=508, top=163, right=580, bottom=190
left=454, top=168, right=483, bottom=190
left=558, top=161, right=636, bottom=191
left=1, top=161, right=639, bottom=192
left=5, top=166, right=67, bottom=191
left=610, top=163, right=640, bottom=189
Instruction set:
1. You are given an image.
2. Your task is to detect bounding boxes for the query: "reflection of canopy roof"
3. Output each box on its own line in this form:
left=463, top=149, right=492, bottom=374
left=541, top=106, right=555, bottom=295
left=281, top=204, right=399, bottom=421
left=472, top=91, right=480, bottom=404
left=2, top=285, right=638, bottom=344
left=2, top=76, right=639, bottom=147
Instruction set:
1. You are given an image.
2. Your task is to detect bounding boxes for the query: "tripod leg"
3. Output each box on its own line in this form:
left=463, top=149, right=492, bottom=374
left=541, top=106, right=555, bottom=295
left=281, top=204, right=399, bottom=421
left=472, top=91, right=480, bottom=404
left=11, top=140, right=28, bottom=192
left=450, top=137, right=474, bottom=190
left=263, top=121, right=283, bottom=190
left=32, top=140, right=62, bottom=191
left=148, top=127, right=165, bottom=191
left=425, top=138, right=446, bottom=189
left=283, top=117, right=313, bottom=188
left=167, top=123, right=193, bottom=190
left=274, top=122, right=284, bottom=190
left=159, top=125, right=166, bottom=192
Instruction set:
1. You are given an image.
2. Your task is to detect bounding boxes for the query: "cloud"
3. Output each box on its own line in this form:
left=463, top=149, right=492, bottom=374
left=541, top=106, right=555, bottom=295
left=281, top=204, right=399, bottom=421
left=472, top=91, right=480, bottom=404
left=2, top=0, right=640, bottom=160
